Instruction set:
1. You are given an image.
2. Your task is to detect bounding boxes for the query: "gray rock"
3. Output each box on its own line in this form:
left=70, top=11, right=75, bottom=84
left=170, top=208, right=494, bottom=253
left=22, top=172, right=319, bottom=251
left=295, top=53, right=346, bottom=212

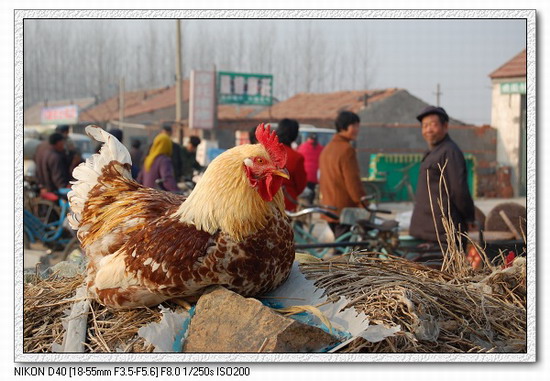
left=183, top=287, right=337, bottom=353
left=49, top=261, right=84, bottom=278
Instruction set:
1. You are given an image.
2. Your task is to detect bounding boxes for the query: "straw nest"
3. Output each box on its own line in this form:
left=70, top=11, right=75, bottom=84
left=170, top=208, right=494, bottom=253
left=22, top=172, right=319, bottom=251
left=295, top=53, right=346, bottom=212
left=23, top=270, right=186, bottom=353
left=23, top=242, right=526, bottom=354
left=299, top=249, right=526, bottom=353
left=298, top=167, right=527, bottom=353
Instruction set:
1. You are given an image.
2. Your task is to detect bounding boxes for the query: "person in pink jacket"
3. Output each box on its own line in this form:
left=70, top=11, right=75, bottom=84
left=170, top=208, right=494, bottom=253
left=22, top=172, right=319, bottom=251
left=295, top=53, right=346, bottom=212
left=297, top=133, right=324, bottom=204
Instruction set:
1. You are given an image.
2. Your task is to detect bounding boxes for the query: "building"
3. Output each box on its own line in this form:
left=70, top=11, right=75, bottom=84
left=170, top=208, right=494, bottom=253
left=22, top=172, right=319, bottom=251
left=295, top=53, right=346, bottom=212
left=243, top=88, right=496, bottom=197
left=76, top=80, right=268, bottom=149
left=24, top=97, right=98, bottom=129
left=489, top=49, right=527, bottom=196
left=41, top=83, right=497, bottom=198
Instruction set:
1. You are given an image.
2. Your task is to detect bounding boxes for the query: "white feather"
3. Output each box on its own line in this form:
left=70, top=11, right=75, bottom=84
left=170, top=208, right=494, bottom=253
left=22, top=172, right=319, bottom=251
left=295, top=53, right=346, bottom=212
left=67, top=125, right=133, bottom=230
left=95, top=253, right=139, bottom=289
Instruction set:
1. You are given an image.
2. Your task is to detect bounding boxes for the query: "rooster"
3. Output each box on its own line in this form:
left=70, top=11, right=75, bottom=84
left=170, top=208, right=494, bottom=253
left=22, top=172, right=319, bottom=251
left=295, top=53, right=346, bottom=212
left=67, top=124, right=294, bottom=309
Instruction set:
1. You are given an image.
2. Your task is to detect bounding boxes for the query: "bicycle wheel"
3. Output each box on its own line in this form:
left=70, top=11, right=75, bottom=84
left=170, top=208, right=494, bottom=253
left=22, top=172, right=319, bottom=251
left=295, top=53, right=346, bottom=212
left=30, top=199, right=61, bottom=225
left=23, top=230, right=30, bottom=250
left=293, top=223, right=332, bottom=258
left=363, top=183, right=381, bottom=204
left=61, top=237, right=84, bottom=262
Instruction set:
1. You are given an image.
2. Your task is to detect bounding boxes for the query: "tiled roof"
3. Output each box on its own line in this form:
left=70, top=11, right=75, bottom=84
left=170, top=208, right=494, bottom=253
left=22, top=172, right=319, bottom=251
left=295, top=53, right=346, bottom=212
left=489, top=49, right=526, bottom=79
left=81, top=79, right=264, bottom=123
left=24, top=97, right=97, bottom=125
left=248, top=88, right=400, bottom=121
left=125, top=81, right=190, bottom=117
left=78, top=86, right=403, bottom=124
left=79, top=81, right=189, bottom=123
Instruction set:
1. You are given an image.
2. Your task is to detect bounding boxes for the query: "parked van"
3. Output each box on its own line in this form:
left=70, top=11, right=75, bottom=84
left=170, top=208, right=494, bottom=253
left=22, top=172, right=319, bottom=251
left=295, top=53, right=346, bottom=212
left=69, top=133, right=95, bottom=160
left=268, top=123, right=335, bottom=148
left=295, top=125, right=335, bottom=147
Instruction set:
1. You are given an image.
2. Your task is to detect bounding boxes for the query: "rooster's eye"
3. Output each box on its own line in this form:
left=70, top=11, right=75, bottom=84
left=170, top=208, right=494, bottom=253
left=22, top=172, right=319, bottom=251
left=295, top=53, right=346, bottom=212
left=256, top=158, right=264, bottom=164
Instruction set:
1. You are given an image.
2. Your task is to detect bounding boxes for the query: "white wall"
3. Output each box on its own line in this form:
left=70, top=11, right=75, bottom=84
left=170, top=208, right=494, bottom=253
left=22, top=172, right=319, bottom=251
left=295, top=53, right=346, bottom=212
left=490, top=77, right=524, bottom=195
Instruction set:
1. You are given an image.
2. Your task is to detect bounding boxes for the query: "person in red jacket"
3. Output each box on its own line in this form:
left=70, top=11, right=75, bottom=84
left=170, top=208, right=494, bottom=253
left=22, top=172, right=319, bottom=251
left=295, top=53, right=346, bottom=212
left=275, top=119, right=308, bottom=212
left=297, top=133, right=324, bottom=204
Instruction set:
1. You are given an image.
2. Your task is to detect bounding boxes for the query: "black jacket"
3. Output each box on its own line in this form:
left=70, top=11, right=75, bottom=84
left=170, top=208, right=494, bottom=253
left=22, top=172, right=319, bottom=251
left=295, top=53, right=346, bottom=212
left=409, top=134, right=475, bottom=243
left=35, top=147, right=70, bottom=192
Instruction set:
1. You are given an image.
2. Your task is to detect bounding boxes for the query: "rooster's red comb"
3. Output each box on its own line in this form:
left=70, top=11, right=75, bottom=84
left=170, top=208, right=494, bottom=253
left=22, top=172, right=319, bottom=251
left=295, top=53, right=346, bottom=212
left=255, top=123, right=287, bottom=168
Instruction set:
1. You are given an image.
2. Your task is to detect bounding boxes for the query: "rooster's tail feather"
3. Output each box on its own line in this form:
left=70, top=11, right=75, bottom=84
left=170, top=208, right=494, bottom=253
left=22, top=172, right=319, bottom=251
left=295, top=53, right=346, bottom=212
left=67, top=125, right=132, bottom=230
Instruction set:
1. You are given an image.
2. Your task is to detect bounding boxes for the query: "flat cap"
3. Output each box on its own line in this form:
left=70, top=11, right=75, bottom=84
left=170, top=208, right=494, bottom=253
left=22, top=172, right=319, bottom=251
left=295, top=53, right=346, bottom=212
left=416, top=106, right=449, bottom=123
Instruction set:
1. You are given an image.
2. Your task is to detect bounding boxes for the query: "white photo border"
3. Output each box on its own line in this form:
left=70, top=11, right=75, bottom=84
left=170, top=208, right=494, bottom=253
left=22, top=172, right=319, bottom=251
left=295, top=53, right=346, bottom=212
left=14, top=8, right=536, bottom=363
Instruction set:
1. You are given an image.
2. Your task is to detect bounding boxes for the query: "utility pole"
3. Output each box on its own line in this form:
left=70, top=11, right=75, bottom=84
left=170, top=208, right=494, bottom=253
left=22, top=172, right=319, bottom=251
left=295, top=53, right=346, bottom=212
left=434, top=83, right=442, bottom=106
left=175, top=19, right=183, bottom=144
left=119, top=77, right=125, bottom=125
left=211, top=64, right=217, bottom=142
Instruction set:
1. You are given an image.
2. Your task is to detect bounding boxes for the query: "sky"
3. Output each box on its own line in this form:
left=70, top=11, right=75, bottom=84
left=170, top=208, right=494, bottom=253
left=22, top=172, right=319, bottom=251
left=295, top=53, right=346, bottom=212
left=355, top=19, right=526, bottom=125
left=185, top=17, right=526, bottom=125
left=23, top=16, right=526, bottom=126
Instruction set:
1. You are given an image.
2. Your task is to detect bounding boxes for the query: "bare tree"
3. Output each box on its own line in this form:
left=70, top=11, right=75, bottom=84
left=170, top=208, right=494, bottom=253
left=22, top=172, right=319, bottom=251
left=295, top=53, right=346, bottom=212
left=352, top=23, right=376, bottom=90
left=23, top=19, right=377, bottom=112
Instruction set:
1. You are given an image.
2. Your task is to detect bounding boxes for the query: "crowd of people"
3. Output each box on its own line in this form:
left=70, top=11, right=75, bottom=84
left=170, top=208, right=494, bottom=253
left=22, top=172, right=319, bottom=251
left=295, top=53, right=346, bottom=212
left=266, top=106, right=474, bottom=249
left=32, top=104, right=474, bottom=251
left=32, top=122, right=204, bottom=196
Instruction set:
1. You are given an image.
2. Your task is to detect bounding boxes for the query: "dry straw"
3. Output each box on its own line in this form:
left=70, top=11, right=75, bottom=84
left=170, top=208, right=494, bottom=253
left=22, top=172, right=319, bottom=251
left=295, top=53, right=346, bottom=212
left=23, top=270, right=183, bottom=353
left=23, top=164, right=526, bottom=353
left=299, top=162, right=526, bottom=353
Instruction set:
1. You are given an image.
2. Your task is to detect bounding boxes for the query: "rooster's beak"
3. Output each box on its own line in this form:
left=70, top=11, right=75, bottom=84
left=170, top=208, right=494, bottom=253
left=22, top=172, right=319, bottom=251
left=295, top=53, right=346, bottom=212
left=271, top=168, right=290, bottom=180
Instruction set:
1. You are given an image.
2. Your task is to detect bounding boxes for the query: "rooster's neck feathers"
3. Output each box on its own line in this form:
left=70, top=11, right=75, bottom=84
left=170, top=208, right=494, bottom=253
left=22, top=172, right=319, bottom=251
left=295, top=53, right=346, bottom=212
left=173, top=144, right=285, bottom=241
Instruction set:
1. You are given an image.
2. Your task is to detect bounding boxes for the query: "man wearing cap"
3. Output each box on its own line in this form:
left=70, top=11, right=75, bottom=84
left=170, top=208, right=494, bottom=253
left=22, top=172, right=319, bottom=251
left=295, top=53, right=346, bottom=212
left=409, top=106, right=475, bottom=246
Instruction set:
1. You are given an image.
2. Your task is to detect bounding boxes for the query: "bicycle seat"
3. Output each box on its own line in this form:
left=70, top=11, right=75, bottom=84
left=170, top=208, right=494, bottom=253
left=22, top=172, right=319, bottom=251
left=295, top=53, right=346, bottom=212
left=40, top=191, right=59, bottom=202
left=340, top=207, right=370, bottom=225
left=356, top=218, right=399, bottom=232
left=57, top=187, right=71, bottom=200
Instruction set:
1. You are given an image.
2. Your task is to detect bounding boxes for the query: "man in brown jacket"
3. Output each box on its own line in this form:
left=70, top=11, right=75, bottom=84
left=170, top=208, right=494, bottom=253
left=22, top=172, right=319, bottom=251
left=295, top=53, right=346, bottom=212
left=319, top=111, right=366, bottom=238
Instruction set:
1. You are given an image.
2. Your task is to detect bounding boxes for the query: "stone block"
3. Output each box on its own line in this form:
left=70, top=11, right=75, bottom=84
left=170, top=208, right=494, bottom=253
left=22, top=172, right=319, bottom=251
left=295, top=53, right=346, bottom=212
left=183, top=287, right=337, bottom=352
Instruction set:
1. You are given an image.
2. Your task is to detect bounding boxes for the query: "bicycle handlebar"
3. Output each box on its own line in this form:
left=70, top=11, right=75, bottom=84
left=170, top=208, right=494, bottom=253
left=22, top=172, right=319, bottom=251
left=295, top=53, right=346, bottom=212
left=360, top=195, right=392, bottom=215
left=366, top=206, right=392, bottom=215
left=286, top=207, right=339, bottom=221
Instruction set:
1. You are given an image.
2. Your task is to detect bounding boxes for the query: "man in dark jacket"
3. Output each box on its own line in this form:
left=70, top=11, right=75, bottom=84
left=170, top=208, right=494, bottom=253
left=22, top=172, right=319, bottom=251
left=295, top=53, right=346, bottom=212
left=180, top=136, right=204, bottom=180
left=35, top=132, right=70, bottom=193
left=409, top=106, right=475, bottom=245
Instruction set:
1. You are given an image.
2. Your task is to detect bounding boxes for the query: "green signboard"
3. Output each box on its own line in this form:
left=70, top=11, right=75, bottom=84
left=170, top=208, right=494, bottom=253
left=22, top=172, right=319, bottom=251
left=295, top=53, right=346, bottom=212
left=217, top=71, right=273, bottom=106
left=500, top=81, right=526, bottom=94
left=364, top=153, right=477, bottom=202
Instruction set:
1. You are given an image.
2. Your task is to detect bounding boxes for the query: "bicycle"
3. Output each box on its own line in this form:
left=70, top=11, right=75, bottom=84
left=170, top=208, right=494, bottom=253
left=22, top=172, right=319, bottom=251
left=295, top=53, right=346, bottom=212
left=24, top=177, right=61, bottom=224
left=361, top=161, right=417, bottom=203
left=23, top=188, right=79, bottom=261
left=289, top=195, right=447, bottom=267
left=287, top=194, right=398, bottom=258
left=286, top=206, right=348, bottom=258
left=339, top=197, right=400, bottom=255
